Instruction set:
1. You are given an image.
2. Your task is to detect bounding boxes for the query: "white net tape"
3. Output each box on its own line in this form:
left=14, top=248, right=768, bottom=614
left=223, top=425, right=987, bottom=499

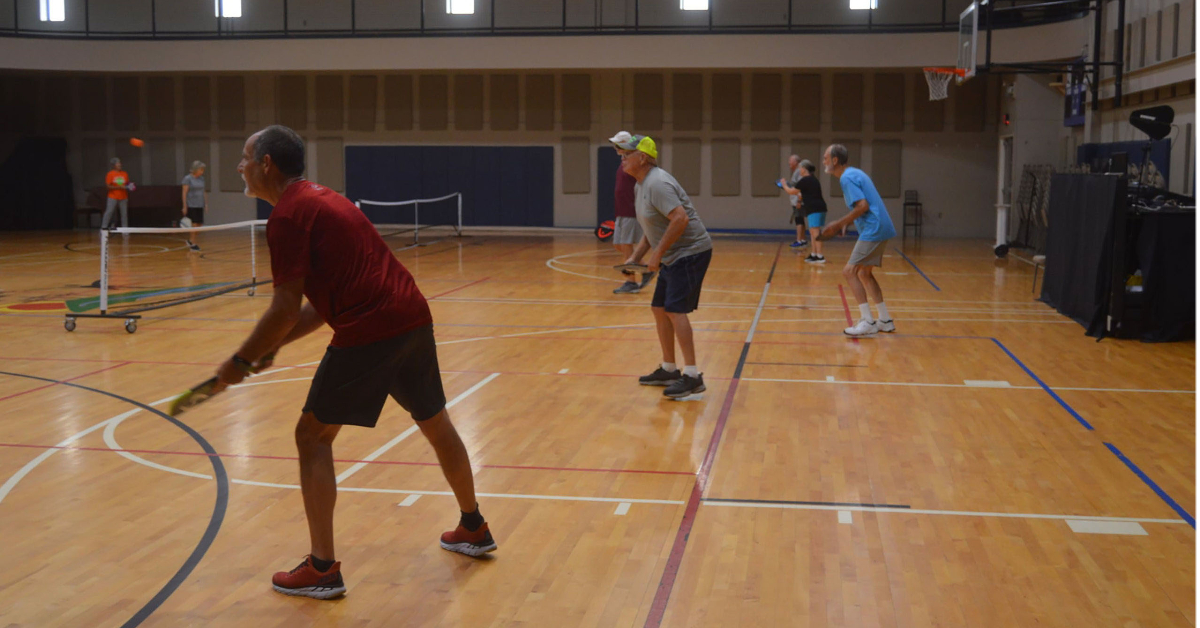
left=924, top=69, right=955, bottom=101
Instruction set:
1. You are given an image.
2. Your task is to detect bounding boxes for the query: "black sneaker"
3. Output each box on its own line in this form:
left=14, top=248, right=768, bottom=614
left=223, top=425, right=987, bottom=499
left=187, top=241, right=201, bottom=252
left=804, top=254, right=825, bottom=264
left=664, top=374, right=705, bottom=398
left=613, top=281, right=640, bottom=294
left=639, top=271, right=656, bottom=289
left=639, top=367, right=681, bottom=386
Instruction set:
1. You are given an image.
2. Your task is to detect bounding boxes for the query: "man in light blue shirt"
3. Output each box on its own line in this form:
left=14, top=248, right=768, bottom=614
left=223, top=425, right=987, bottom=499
left=817, top=143, right=897, bottom=337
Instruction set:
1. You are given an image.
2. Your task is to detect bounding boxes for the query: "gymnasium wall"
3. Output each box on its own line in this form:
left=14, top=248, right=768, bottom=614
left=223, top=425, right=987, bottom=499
left=1063, top=0, right=1196, bottom=195
left=0, top=68, right=1003, bottom=235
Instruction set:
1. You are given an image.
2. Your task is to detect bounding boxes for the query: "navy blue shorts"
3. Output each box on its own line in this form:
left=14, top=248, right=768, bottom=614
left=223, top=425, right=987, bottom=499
left=651, top=248, right=712, bottom=314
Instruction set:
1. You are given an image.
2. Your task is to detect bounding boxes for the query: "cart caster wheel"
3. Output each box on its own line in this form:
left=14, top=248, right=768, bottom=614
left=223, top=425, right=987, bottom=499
left=993, top=244, right=1009, bottom=258
left=125, top=319, right=137, bottom=333
left=64, top=318, right=76, bottom=332
left=248, top=287, right=256, bottom=296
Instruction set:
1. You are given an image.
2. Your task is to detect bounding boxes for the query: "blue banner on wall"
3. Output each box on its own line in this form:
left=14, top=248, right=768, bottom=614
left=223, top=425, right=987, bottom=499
left=1077, top=139, right=1171, bottom=189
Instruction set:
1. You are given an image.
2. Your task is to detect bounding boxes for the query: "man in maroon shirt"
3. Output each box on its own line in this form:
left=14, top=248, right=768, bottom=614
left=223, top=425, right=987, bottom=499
left=214, top=125, right=496, bottom=600
left=608, top=131, right=653, bottom=294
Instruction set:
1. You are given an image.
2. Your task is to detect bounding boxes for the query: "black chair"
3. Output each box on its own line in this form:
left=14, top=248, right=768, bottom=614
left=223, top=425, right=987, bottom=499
left=902, top=190, right=922, bottom=241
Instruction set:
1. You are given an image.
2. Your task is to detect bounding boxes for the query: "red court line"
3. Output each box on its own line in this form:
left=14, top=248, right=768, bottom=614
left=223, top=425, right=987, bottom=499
left=427, top=276, right=491, bottom=300
left=837, top=284, right=859, bottom=344
left=645, top=242, right=783, bottom=627
left=0, top=441, right=694, bottom=476
left=0, top=362, right=131, bottom=403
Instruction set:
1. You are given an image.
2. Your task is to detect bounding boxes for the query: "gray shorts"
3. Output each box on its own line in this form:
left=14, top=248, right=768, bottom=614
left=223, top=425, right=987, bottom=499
left=848, top=239, right=888, bottom=266
left=613, top=216, right=644, bottom=245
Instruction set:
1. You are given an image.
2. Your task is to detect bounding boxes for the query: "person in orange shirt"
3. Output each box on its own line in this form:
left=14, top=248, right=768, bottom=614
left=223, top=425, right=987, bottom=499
left=102, top=158, right=133, bottom=229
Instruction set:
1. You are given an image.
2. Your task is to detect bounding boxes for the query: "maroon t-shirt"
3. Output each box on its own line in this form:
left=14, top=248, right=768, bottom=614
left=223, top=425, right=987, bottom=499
left=614, top=164, right=636, bottom=218
left=267, top=180, right=432, bottom=347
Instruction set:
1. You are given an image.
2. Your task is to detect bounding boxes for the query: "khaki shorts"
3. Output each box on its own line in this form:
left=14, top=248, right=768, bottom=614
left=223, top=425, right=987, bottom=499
left=613, top=216, right=644, bottom=245
left=848, top=239, right=888, bottom=266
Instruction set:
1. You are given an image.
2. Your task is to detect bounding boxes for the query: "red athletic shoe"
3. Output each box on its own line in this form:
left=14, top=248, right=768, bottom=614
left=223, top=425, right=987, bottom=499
left=440, top=522, right=497, bottom=557
left=271, top=555, right=347, bottom=600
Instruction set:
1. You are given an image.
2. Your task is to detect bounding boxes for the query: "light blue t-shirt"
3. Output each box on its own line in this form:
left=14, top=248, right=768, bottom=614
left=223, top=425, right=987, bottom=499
left=840, top=167, right=896, bottom=242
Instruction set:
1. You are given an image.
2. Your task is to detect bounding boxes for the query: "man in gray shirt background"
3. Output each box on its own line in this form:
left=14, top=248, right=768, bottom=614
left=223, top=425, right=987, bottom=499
left=616, top=135, right=713, bottom=400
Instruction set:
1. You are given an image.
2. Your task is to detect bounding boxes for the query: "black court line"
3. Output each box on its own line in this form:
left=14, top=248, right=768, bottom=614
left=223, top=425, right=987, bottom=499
left=0, top=370, right=229, bottom=628
left=743, top=361, right=866, bottom=368
left=703, top=497, right=911, bottom=509
left=644, top=242, right=783, bottom=628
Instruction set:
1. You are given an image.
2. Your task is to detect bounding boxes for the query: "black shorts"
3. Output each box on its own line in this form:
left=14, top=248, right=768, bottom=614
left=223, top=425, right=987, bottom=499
left=185, top=206, right=205, bottom=224
left=651, top=248, right=712, bottom=314
left=303, top=323, right=447, bottom=427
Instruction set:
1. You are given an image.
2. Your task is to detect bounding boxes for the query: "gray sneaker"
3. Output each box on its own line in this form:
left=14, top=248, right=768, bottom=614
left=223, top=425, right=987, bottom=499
left=664, top=374, right=706, bottom=398
left=613, top=281, right=640, bottom=294
left=639, top=271, right=656, bottom=289
left=639, top=367, right=681, bottom=386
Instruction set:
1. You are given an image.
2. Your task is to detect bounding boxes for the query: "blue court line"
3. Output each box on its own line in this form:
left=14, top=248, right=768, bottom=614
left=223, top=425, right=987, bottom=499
left=1104, top=443, right=1195, bottom=528
left=891, top=247, right=940, bottom=291
left=990, top=338, right=1094, bottom=430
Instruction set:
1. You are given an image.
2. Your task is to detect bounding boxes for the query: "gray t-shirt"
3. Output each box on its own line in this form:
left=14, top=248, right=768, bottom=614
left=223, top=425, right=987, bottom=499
left=634, top=167, right=713, bottom=265
left=182, top=174, right=205, bottom=208
left=788, top=167, right=804, bottom=207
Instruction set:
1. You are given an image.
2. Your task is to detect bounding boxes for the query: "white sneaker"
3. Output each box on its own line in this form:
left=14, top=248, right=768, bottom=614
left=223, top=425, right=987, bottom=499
left=844, top=318, right=878, bottom=337
left=876, top=319, right=895, bottom=333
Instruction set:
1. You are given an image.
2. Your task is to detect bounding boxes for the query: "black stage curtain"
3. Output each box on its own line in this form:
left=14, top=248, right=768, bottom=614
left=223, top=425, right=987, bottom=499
left=1039, top=174, right=1121, bottom=335
left=1135, top=210, right=1195, bottom=342
left=0, top=137, right=75, bottom=231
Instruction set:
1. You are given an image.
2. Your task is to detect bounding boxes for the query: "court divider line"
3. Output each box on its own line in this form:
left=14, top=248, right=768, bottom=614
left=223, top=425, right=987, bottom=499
left=0, top=374, right=226, bottom=628
left=644, top=242, right=783, bottom=628
left=335, top=372, right=500, bottom=483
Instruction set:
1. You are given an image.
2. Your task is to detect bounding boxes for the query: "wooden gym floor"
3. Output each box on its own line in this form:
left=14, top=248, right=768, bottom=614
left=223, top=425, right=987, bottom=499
left=0, top=229, right=1193, bottom=627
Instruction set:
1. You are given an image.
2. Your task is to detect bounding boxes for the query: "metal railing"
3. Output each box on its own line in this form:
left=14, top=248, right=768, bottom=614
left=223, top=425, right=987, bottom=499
left=2, top=0, right=1089, bottom=40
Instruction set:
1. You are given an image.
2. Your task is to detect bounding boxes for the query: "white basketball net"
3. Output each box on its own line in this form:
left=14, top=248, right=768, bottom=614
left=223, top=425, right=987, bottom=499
left=924, top=69, right=955, bottom=101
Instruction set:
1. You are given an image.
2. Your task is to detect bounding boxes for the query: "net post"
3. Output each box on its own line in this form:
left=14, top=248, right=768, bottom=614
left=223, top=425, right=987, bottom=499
left=457, top=193, right=463, bottom=236
left=250, top=223, right=258, bottom=290
left=99, top=229, right=109, bottom=314
left=413, top=201, right=420, bottom=245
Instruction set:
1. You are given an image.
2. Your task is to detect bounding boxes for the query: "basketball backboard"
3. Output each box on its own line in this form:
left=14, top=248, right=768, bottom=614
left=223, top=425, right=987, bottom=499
left=957, top=1, right=980, bottom=80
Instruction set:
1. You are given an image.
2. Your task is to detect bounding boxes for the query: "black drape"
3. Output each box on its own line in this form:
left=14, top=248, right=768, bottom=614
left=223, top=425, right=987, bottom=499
left=0, top=137, right=75, bottom=231
left=1039, top=174, right=1122, bottom=334
left=1135, top=210, right=1195, bottom=342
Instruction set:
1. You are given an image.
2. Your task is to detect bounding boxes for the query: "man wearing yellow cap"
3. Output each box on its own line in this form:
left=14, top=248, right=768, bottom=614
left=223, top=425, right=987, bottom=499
left=614, top=135, right=713, bottom=399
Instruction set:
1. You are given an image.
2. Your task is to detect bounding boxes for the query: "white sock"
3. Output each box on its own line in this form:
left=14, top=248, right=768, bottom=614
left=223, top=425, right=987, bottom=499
left=858, top=303, right=873, bottom=321
left=683, top=365, right=699, bottom=377
left=875, top=302, right=891, bottom=322
left=662, top=362, right=677, bottom=372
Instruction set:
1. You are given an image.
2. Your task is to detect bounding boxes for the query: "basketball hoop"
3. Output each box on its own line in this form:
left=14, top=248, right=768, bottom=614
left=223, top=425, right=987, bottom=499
left=923, top=68, right=966, bottom=101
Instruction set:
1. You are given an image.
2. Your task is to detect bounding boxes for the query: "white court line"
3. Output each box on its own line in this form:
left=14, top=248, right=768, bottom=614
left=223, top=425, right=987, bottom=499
left=436, top=295, right=1061, bottom=317
left=964, top=380, right=1012, bottom=388
left=614, top=502, right=632, bottom=515
left=1065, top=519, right=1147, bottom=535
left=104, top=410, right=212, bottom=480
left=335, top=372, right=500, bottom=483
left=741, top=377, right=1193, bottom=394
left=837, top=510, right=853, bottom=524
left=399, top=494, right=422, bottom=507
left=558, top=368, right=569, bottom=374
left=0, top=395, right=177, bottom=505
left=702, top=500, right=1187, bottom=524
